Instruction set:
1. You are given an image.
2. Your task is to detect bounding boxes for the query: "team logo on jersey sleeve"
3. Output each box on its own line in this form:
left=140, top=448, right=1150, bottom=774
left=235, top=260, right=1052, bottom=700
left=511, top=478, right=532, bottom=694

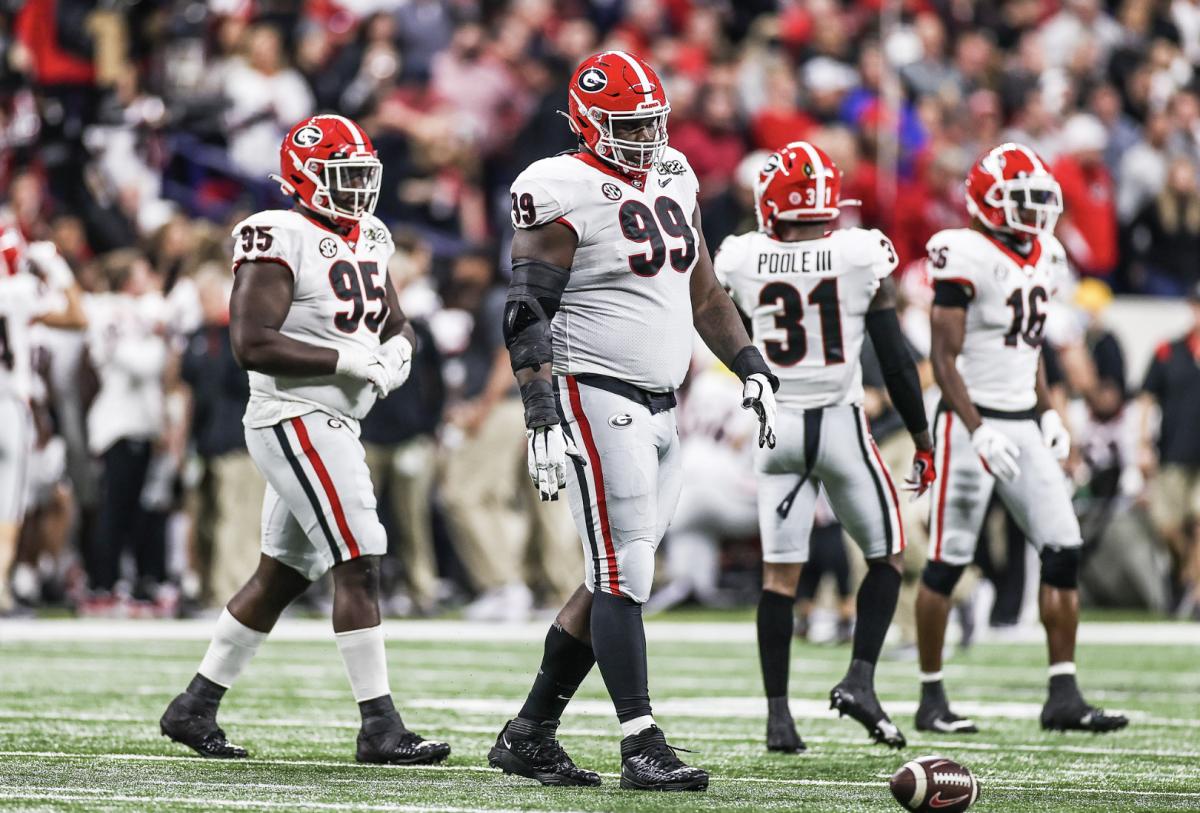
left=292, top=124, right=323, bottom=148
left=319, top=237, right=338, bottom=258
left=602, top=182, right=622, bottom=201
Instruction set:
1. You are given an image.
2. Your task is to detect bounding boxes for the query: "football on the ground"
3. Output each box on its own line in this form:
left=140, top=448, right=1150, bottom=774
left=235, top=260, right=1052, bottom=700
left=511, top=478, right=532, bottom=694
left=889, top=755, right=980, bottom=812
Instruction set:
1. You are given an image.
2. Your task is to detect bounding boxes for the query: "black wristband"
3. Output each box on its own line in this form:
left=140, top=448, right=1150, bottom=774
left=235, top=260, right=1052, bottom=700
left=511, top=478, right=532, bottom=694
left=731, top=346, right=780, bottom=392
left=520, top=379, right=559, bottom=429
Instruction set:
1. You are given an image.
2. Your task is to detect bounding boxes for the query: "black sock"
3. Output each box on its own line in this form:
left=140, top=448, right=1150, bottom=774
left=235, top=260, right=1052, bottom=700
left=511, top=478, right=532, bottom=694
left=1049, top=673, right=1080, bottom=701
left=851, top=562, right=902, bottom=667
left=358, top=694, right=398, bottom=724
left=518, top=622, right=596, bottom=724
left=757, top=589, right=795, bottom=700
left=920, top=679, right=948, bottom=708
left=590, top=589, right=652, bottom=723
left=185, top=674, right=226, bottom=714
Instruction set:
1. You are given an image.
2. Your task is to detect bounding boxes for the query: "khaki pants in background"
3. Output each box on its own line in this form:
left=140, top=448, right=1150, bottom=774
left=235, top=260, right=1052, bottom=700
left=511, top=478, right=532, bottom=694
left=364, top=435, right=439, bottom=609
left=205, top=451, right=266, bottom=606
left=440, top=398, right=580, bottom=604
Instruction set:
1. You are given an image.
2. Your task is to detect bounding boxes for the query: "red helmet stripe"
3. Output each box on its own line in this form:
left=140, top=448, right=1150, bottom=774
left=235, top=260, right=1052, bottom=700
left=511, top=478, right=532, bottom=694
left=1011, top=142, right=1047, bottom=174
left=316, top=114, right=366, bottom=151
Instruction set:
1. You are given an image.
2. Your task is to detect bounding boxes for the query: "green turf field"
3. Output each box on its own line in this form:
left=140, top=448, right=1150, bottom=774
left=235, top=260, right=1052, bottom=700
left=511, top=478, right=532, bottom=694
left=1, top=618, right=1198, bottom=812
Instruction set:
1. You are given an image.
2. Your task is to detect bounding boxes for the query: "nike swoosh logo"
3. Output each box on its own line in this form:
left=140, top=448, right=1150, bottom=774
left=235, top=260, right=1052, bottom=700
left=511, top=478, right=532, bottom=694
left=929, top=792, right=970, bottom=809
left=557, top=694, right=572, bottom=700
left=502, top=736, right=511, bottom=748
left=658, top=178, right=672, bottom=187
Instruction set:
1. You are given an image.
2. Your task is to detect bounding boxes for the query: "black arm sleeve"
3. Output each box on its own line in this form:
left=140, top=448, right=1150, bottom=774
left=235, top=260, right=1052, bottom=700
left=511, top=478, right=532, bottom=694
left=864, top=307, right=928, bottom=435
left=932, top=280, right=972, bottom=308
left=503, top=258, right=570, bottom=373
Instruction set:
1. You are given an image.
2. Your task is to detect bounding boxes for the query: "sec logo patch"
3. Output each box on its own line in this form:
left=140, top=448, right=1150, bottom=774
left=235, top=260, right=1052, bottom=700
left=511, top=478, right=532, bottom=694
left=319, top=237, right=338, bottom=258
left=602, top=182, right=622, bottom=201
left=608, top=413, right=633, bottom=428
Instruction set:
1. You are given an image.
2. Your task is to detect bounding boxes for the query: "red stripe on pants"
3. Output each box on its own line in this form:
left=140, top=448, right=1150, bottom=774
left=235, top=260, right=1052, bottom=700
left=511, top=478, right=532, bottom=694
left=869, top=438, right=906, bottom=553
left=565, top=376, right=621, bottom=596
left=290, top=416, right=361, bottom=559
left=933, top=412, right=953, bottom=561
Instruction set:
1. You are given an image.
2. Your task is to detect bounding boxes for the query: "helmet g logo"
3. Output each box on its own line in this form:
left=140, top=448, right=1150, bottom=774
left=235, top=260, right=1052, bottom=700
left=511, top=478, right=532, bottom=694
left=579, top=67, right=608, bottom=92
left=292, top=124, right=323, bottom=148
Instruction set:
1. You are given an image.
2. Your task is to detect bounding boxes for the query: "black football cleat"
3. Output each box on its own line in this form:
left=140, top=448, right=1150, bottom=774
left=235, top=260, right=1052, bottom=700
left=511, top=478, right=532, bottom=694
left=829, top=681, right=906, bottom=748
left=159, top=693, right=247, bottom=759
left=915, top=701, right=979, bottom=734
left=487, top=718, right=600, bottom=786
left=1040, top=697, right=1129, bottom=733
left=766, top=701, right=806, bottom=753
left=620, top=726, right=708, bottom=791
left=356, top=712, right=451, bottom=765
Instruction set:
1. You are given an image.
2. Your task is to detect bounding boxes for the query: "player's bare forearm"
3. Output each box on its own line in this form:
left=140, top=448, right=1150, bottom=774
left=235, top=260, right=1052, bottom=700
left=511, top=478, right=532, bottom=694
left=37, top=285, right=88, bottom=330
left=230, top=261, right=339, bottom=376
left=690, top=210, right=752, bottom=366
left=931, top=304, right=983, bottom=434
left=1035, top=355, right=1053, bottom=416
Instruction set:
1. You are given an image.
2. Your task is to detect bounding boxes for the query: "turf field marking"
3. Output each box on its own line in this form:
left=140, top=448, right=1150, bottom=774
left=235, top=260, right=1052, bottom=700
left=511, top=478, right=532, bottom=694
left=4, top=617, right=1200, bottom=645
left=0, top=789, right=588, bottom=813
left=2, top=764, right=1200, bottom=800
left=4, top=711, right=1197, bottom=761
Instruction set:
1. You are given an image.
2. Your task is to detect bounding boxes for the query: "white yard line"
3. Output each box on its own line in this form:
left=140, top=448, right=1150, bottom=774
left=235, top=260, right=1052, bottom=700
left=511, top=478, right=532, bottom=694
left=2, top=711, right=1197, bottom=761
left=0, top=760, right=1198, bottom=800
left=4, top=618, right=1200, bottom=646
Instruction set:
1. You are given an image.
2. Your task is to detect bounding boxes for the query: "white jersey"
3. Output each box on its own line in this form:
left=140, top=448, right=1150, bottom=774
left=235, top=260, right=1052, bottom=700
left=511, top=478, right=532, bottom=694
left=926, top=228, right=1069, bottom=411
left=231, top=209, right=396, bottom=428
left=715, top=227, right=898, bottom=410
left=509, top=147, right=701, bottom=393
left=0, top=272, right=52, bottom=402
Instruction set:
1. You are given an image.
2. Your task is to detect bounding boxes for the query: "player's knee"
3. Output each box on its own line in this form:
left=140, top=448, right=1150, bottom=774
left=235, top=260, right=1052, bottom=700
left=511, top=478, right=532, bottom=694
left=614, top=540, right=655, bottom=604
left=1040, top=546, right=1080, bottom=590
left=333, top=554, right=382, bottom=600
left=921, top=560, right=965, bottom=597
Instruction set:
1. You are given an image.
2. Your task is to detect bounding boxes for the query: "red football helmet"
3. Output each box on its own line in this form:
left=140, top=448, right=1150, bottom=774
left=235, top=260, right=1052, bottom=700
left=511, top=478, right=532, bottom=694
left=566, top=51, right=670, bottom=174
left=754, top=141, right=846, bottom=234
left=271, top=115, right=382, bottom=225
left=965, top=142, right=1062, bottom=237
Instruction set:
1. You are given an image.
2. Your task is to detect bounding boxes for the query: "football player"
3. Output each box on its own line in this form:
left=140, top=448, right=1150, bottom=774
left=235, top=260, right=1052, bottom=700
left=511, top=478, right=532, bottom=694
left=0, top=226, right=86, bottom=615
left=486, top=51, right=778, bottom=791
left=915, top=143, right=1128, bottom=734
left=717, top=142, right=935, bottom=752
left=160, top=115, right=451, bottom=764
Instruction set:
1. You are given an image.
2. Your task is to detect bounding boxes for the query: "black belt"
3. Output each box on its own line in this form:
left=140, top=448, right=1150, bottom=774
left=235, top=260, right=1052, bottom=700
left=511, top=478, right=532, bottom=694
left=937, top=400, right=1037, bottom=421
left=573, top=374, right=677, bottom=414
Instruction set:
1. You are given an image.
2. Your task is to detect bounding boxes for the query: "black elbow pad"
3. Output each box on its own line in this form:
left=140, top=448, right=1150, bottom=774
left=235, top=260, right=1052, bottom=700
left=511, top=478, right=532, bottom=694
left=504, top=259, right=570, bottom=373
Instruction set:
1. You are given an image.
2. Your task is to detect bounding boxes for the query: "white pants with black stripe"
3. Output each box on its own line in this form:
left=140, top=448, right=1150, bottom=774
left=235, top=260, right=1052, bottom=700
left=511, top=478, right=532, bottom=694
left=927, top=409, right=1081, bottom=566
left=245, top=411, right=385, bottom=581
left=756, top=404, right=904, bottom=563
left=555, top=375, right=683, bottom=604
left=0, top=396, right=33, bottom=525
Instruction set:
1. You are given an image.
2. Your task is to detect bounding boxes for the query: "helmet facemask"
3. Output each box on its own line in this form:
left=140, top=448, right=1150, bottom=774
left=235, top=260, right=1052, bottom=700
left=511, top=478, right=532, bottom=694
left=987, top=174, right=1062, bottom=236
left=288, top=149, right=383, bottom=223
left=577, top=94, right=670, bottom=173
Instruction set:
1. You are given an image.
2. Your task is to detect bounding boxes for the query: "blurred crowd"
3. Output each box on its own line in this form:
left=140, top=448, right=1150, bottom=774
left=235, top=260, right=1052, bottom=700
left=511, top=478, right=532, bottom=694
left=2, top=0, right=1200, bottom=624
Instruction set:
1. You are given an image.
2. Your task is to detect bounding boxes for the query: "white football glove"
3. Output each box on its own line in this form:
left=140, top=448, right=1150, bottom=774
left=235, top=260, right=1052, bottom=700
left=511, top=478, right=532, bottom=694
left=373, top=336, right=413, bottom=397
left=1039, top=409, right=1071, bottom=462
left=742, top=373, right=777, bottom=449
left=336, top=346, right=388, bottom=394
left=971, top=423, right=1021, bottom=483
left=526, top=423, right=583, bottom=501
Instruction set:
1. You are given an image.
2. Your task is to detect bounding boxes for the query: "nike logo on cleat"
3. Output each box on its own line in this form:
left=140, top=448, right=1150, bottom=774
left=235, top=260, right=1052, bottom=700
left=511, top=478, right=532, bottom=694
left=502, top=736, right=511, bottom=748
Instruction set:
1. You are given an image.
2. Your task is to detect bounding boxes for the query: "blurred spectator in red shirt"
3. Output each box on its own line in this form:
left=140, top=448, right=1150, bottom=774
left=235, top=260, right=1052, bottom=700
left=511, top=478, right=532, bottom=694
left=1055, top=113, right=1120, bottom=279
left=670, top=85, right=746, bottom=201
left=892, top=145, right=970, bottom=274
left=749, top=61, right=816, bottom=150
